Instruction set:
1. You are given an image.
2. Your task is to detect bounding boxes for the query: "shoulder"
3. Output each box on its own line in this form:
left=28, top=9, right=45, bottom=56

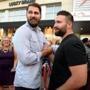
left=63, top=34, right=82, bottom=45
left=16, top=23, right=30, bottom=33
left=62, top=34, right=85, bottom=51
left=37, top=27, right=45, bottom=37
left=13, top=23, right=32, bottom=38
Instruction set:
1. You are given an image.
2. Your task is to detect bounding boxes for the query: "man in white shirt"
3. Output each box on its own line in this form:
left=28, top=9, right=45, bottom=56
left=13, top=3, right=51, bottom=90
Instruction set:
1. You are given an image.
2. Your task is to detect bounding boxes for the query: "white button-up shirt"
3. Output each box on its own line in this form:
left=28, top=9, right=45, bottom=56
left=12, top=22, right=48, bottom=89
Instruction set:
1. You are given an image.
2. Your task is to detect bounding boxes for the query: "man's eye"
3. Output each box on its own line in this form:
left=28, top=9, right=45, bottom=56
left=34, top=12, right=39, bottom=15
left=28, top=11, right=32, bottom=14
left=28, top=11, right=39, bottom=15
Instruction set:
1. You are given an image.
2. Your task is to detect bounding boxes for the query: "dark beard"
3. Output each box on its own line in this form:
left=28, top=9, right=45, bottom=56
left=54, top=27, right=66, bottom=37
left=28, top=21, right=38, bottom=27
left=55, top=31, right=65, bottom=37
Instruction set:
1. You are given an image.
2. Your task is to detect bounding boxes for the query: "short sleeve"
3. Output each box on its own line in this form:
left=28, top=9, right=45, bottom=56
left=64, top=42, right=87, bottom=66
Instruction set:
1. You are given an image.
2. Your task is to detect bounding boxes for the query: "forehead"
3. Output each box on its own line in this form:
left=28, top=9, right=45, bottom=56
left=55, top=15, right=66, bottom=21
left=27, top=6, right=40, bottom=12
left=3, top=38, right=10, bottom=41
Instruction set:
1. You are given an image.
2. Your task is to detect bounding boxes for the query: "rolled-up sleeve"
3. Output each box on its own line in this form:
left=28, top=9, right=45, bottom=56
left=20, top=45, right=42, bottom=65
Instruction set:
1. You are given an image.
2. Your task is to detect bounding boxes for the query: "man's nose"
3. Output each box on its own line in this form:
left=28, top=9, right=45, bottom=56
left=31, top=13, right=36, bottom=17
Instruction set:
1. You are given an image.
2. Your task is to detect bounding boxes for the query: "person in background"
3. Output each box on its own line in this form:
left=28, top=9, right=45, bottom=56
left=82, top=38, right=90, bottom=67
left=0, top=36, right=16, bottom=90
left=12, top=3, right=51, bottom=90
left=82, top=38, right=90, bottom=90
left=48, top=10, right=88, bottom=90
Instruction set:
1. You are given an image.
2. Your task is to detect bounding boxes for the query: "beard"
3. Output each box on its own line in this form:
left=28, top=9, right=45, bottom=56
left=54, top=27, right=66, bottom=37
left=28, top=18, right=40, bottom=28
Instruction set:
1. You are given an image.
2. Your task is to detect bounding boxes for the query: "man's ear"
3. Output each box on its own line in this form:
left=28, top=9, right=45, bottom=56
left=68, top=21, right=72, bottom=27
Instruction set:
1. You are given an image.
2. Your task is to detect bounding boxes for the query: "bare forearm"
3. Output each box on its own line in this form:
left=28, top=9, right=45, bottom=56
left=57, top=77, right=85, bottom=90
left=57, top=64, right=87, bottom=90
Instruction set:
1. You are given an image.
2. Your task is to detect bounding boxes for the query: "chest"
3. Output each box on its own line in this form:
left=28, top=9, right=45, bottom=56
left=0, top=50, right=14, bottom=60
left=29, top=31, right=45, bottom=52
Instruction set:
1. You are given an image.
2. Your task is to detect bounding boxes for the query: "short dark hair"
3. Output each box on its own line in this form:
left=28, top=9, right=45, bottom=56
left=82, top=38, right=88, bottom=43
left=26, top=3, right=41, bottom=14
left=57, top=10, right=74, bottom=23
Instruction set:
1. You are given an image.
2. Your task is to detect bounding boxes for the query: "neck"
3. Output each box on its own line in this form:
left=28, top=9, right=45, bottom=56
left=62, top=31, right=74, bottom=40
left=2, top=47, right=9, bottom=52
left=2, top=46, right=9, bottom=50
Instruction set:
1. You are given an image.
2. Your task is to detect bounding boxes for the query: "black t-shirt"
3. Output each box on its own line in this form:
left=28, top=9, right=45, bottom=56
left=48, top=34, right=87, bottom=90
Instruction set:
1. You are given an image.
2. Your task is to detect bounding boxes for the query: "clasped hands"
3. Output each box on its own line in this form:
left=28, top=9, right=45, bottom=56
left=41, top=44, right=53, bottom=57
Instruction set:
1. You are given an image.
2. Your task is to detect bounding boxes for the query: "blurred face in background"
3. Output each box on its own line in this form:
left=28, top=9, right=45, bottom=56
left=86, top=40, right=90, bottom=48
left=26, top=6, right=41, bottom=27
left=54, top=15, right=67, bottom=37
left=2, top=37, right=11, bottom=47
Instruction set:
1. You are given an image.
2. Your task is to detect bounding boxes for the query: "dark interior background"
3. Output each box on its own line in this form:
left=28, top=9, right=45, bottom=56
left=0, top=20, right=90, bottom=35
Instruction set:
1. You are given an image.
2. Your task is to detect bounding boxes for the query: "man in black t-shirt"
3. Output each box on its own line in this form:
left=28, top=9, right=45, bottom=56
left=48, top=11, right=87, bottom=90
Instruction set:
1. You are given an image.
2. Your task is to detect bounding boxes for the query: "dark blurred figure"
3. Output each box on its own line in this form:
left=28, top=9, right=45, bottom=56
left=82, top=38, right=90, bottom=90
left=82, top=38, right=90, bottom=67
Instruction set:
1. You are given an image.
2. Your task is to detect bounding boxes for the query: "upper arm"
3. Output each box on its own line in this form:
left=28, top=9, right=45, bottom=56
left=64, top=40, right=88, bottom=86
left=13, top=47, right=17, bottom=61
left=64, top=41, right=87, bottom=66
left=12, top=28, right=42, bottom=65
left=69, top=64, right=87, bottom=85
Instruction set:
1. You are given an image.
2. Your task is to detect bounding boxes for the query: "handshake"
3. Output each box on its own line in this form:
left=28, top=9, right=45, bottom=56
left=41, top=44, right=53, bottom=57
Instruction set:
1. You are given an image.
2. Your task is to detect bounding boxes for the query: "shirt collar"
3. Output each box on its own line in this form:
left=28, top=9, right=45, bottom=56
left=26, top=21, right=41, bottom=32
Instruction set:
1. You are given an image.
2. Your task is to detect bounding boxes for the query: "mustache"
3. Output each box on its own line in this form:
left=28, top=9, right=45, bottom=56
left=30, top=17, right=37, bottom=20
left=53, top=27, right=60, bottom=30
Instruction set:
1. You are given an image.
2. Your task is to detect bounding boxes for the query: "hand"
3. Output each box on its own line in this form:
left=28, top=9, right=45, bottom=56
left=11, top=67, right=16, bottom=72
left=42, top=44, right=50, bottom=50
left=41, top=47, right=53, bottom=57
